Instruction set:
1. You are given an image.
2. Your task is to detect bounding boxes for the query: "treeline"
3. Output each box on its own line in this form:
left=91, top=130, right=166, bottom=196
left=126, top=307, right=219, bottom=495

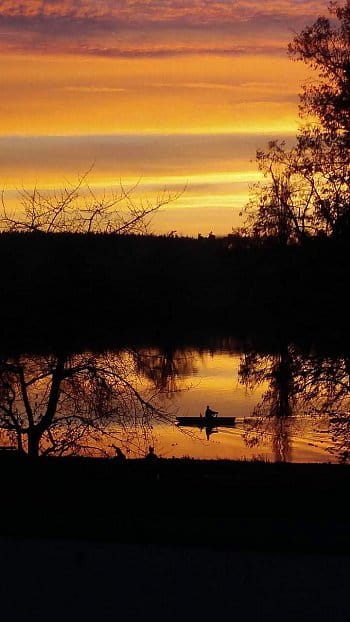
left=1, top=232, right=349, bottom=352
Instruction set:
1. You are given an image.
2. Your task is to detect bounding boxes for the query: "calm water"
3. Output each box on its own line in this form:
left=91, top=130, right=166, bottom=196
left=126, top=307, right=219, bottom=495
left=145, top=349, right=335, bottom=463
left=1, top=342, right=348, bottom=462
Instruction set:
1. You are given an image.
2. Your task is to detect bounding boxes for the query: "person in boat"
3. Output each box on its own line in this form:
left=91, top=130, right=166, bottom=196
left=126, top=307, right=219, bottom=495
left=205, top=405, right=218, bottom=421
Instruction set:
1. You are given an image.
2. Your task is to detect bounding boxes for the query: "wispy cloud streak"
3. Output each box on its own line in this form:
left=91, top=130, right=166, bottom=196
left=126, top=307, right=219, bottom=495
left=0, top=1, right=329, bottom=56
left=0, top=1, right=329, bottom=22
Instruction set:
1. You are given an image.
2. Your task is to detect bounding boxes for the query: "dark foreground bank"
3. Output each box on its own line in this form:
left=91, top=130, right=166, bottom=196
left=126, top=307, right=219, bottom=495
left=2, top=537, right=350, bottom=621
left=2, top=456, right=350, bottom=554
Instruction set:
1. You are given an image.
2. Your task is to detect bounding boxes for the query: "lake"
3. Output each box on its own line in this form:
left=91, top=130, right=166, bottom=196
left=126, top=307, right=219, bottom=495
left=0, top=340, right=348, bottom=462
left=140, top=347, right=336, bottom=463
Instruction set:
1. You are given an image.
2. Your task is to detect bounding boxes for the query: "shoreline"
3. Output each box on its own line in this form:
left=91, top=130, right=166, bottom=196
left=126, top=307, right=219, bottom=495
left=2, top=456, right=350, bottom=554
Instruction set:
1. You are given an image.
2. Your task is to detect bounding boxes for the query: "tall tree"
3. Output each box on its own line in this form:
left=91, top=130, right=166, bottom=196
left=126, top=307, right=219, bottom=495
left=244, top=1, right=350, bottom=241
left=289, top=0, right=350, bottom=146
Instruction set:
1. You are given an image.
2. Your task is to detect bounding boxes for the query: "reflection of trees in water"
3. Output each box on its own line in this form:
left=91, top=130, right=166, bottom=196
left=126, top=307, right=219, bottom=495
left=239, top=345, right=350, bottom=462
left=239, top=346, right=302, bottom=462
left=4, top=343, right=350, bottom=461
left=132, top=348, right=198, bottom=398
left=0, top=351, right=171, bottom=457
left=295, top=355, right=350, bottom=462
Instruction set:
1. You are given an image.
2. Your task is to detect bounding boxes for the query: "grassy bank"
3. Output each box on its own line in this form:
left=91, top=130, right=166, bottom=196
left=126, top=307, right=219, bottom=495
left=2, top=455, right=350, bottom=553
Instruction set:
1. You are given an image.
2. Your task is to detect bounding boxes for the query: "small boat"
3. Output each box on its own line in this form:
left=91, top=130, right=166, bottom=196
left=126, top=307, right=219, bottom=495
left=176, top=416, right=236, bottom=427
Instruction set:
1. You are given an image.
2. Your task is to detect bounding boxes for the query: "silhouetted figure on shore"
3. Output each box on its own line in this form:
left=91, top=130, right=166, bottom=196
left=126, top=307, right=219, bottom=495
left=205, top=405, right=218, bottom=421
left=145, top=446, right=158, bottom=461
left=112, top=446, right=126, bottom=461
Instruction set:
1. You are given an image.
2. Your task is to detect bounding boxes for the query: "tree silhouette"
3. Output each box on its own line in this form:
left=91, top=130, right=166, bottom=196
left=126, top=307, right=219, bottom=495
left=244, top=1, right=350, bottom=241
left=0, top=351, right=170, bottom=457
left=242, top=141, right=316, bottom=243
left=289, top=1, right=350, bottom=146
left=0, top=169, right=178, bottom=235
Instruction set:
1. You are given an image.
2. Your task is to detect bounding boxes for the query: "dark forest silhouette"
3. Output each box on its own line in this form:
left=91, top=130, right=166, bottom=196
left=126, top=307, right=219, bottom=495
left=1, top=5, right=350, bottom=350
left=1, top=231, right=350, bottom=354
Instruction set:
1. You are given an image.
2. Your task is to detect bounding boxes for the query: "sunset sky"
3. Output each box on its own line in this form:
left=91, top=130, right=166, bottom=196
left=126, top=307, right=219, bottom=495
left=0, top=0, right=329, bottom=235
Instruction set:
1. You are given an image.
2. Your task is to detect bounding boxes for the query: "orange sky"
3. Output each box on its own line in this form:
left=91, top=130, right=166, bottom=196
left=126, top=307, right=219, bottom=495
left=0, top=0, right=329, bottom=235
left=0, top=54, right=305, bottom=135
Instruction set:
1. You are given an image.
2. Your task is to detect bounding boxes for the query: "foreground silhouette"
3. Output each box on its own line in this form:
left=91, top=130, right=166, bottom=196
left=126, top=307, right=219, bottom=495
left=145, top=446, right=159, bottom=460
left=0, top=351, right=171, bottom=457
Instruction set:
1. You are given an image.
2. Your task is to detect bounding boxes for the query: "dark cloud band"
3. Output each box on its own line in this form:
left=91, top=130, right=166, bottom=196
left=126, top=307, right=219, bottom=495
left=0, top=0, right=328, bottom=56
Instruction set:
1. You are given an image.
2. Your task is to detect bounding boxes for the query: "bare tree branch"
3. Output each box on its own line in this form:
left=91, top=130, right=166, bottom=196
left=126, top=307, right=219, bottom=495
left=0, top=169, right=182, bottom=236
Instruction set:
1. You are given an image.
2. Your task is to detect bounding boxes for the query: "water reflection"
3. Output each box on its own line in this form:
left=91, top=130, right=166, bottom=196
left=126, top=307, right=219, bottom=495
left=290, top=353, right=350, bottom=462
left=132, top=347, right=198, bottom=397
left=239, top=345, right=300, bottom=462
left=0, top=351, right=172, bottom=457
left=2, top=340, right=350, bottom=462
left=239, top=344, right=350, bottom=462
left=139, top=342, right=350, bottom=462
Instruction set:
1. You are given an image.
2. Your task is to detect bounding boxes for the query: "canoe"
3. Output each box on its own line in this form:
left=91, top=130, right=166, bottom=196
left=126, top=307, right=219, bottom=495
left=176, top=416, right=236, bottom=427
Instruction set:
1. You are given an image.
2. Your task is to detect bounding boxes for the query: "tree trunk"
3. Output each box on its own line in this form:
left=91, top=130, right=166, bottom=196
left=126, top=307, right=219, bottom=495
left=27, top=430, right=40, bottom=458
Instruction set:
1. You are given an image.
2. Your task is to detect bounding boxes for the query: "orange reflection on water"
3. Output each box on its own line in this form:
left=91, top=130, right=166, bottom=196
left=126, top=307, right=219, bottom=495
left=0, top=349, right=337, bottom=462
left=148, top=422, right=333, bottom=463
left=142, top=351, right=333, bottom=462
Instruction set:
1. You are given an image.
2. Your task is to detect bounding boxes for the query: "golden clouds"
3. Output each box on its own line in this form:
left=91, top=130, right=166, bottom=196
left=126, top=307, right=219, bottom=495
left=0, top=132, right=294, bottom=235
left=0, top=1, right=325, bottom=234
left=0, top=53, right=306, bottom=135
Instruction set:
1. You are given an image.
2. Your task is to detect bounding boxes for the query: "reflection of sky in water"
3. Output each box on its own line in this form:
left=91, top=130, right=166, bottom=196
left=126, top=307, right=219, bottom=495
left=165, top=353, right=258, bottom=418
left=0, top=348, right=337, bottom=462
left=147, top=351, right=334, bottom=463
